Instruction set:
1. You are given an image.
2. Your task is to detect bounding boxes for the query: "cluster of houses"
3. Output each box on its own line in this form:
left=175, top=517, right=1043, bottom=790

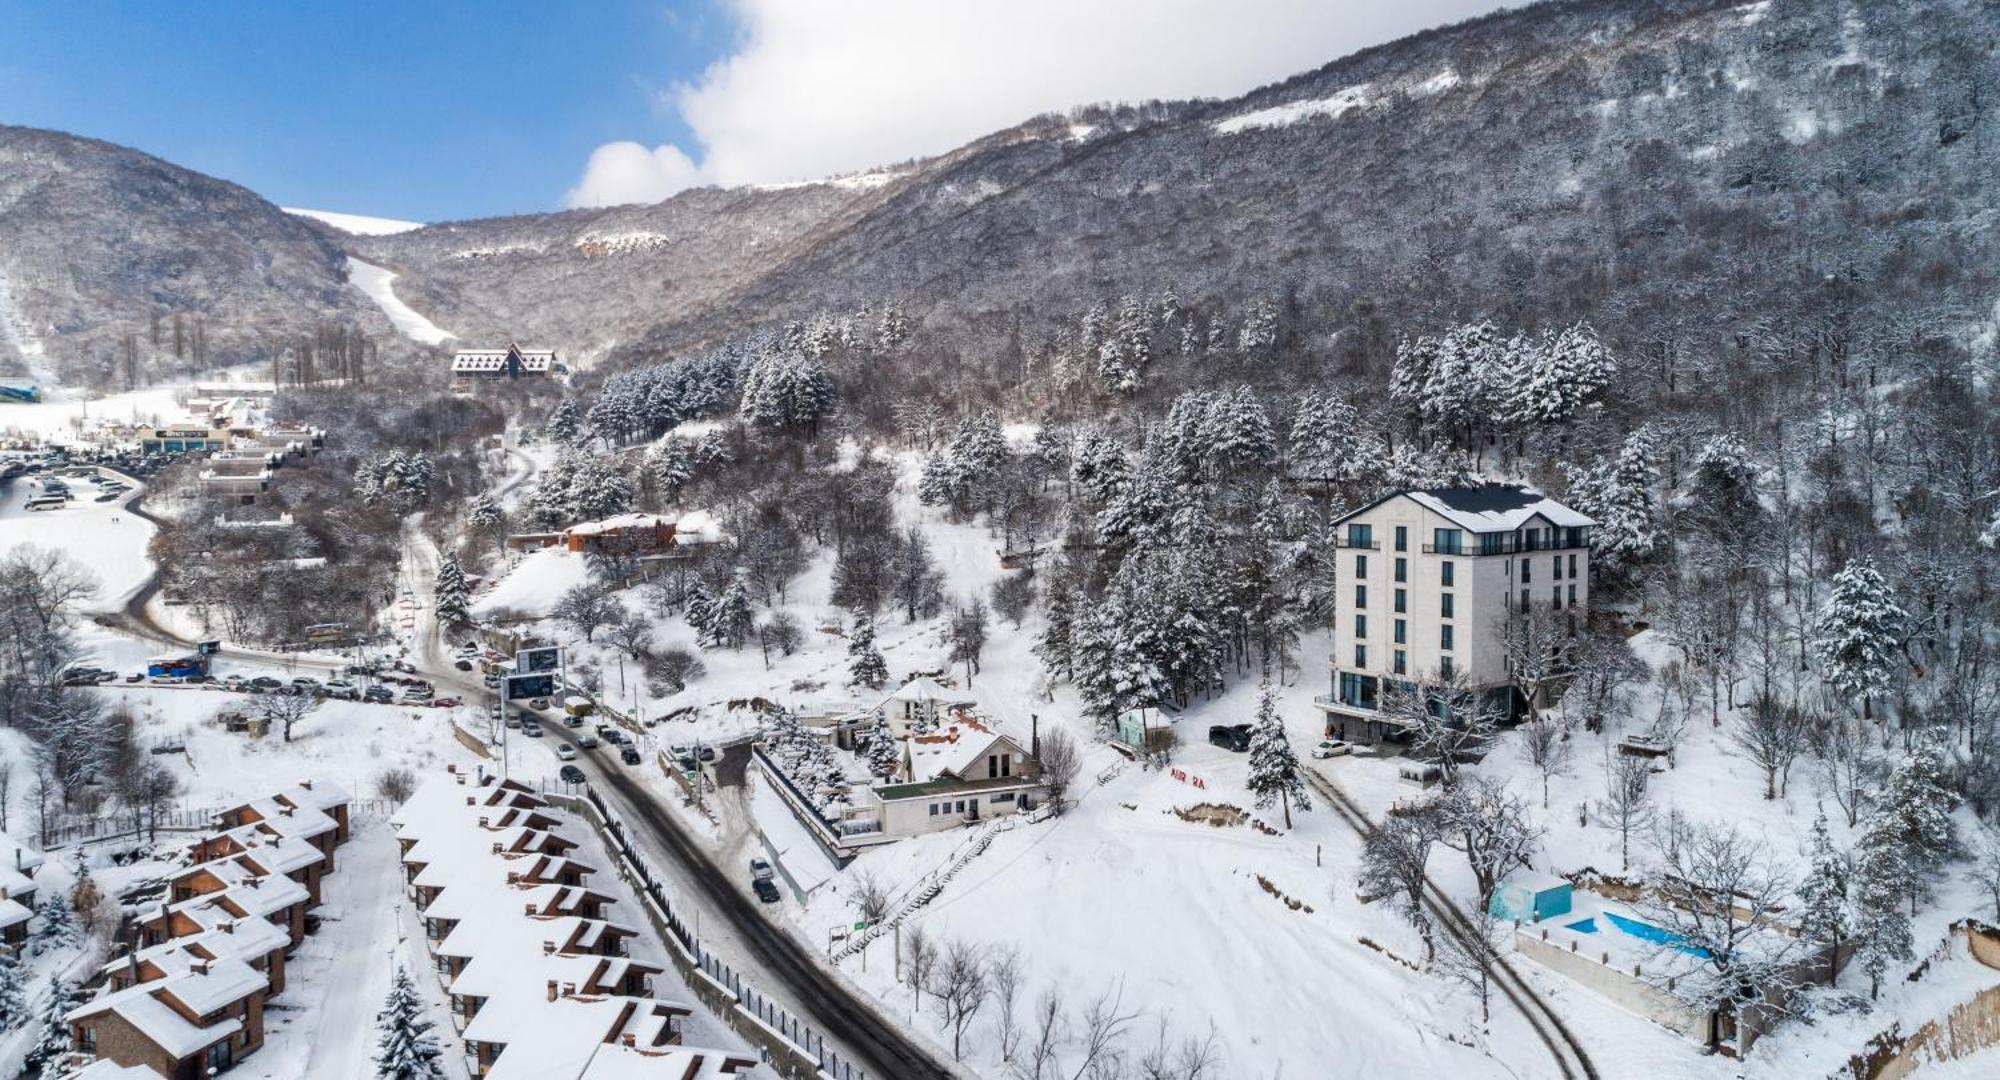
left=1, top=836, right=45, bottom=955
left=127, top=392, right=327, bottom=504
left=61, top=781, right=352, bottom=1079
left=393, top=769, right=756, bottom=1079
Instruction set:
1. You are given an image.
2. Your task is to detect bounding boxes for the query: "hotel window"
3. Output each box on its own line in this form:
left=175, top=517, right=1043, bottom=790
left=1355, top=584, right=1368, bottom=609
left=1440, top=593, right=1454, bottom=619
left=1394, top=618, right=1406, bottom=645
left=1433, top=528, right=1462, bottom=555
left=1394, top=557, right=1407, bottom=583
left=1440, top=561, right=1455, bottom=587
left=1552, top=555, right=1562, bottom=580
left=1355, top=644, right=1367, bottom=668
left=1569, top=584, right=1578, bottom=607
left=1347, top=523, right=1373, bottom=548
left=1394, top=588, right=1407, bottom=614
left=929, top=804, right=940, bottom=816
left=1520, top=588, right=1530, bottom=612
left=1569, top=553, right=1578, bottom=578
left=1553, top=586, right=1562, bottom=609
left=1440, top=624, right=1454, bottom=651
left=1355, top=554, right=1368, bottom=578
left=1522, top=559, right=1532, bottom=583
left=1395, top=526, right=1408, bottom=552
left=1354, top=614, right=1367, bottom=639
left=1393, top=650, right=1407, bottom=675
left=1440, top=656, right=1456, bottom=680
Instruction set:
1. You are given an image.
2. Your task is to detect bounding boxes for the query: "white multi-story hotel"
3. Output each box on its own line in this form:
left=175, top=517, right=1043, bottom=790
left=1314, top=484, right=1594, bottom=743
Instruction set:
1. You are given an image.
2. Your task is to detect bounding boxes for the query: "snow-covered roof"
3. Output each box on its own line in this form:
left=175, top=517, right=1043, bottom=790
left=453, top=345, right=557, bottom=374
left=68, top=967, right=256, bottom=1057
left=1497, top=869, right=1571, bottom=894
left=0, top=896, right=29, bottom=931
left=883, top=676, right=973, bottom=706
left=76, top=1062, right=161, bottom=1080
left=0, top=835, right=46, bottom=877
left=671, top=509, right=729, bottom=545
left=904, top=714, right=1024, bottom=784
left=1403, top=485, right=1594, bottom=533
left=103, top=912, right=290, bottom=981
left=564, top=512, right=673, bottom=538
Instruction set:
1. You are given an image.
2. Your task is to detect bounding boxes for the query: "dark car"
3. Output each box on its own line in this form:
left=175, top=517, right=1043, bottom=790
left=248, top=676, right=283, bottom=691
left=559, top=764, right=586, bottom=784
left=752, top=877, right=781, bottom=904
left=1208, top=724, right=1253, bottom=752
left=620, top=746, right=642, bottom=766
left=363, top=687, right=394, bottom=704
left=453, top=659, right=474, bottom=671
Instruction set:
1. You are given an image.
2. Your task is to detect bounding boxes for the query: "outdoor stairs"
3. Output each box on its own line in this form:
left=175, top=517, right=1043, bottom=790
left=833, top=816, right=1012, bottom=962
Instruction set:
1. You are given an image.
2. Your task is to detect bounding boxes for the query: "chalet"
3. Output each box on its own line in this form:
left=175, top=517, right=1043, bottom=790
left=1313, top=484, right=1594, bottom=743
left=560, top=512, right=677, bottom=555
left=837, top=714, right=1043, bottom=841
left=104, top=912, right=293, bottom=998
left=67, top=956, right=269, bottom=1079
left=452, top=344, right=560, bottom=382
left=0, top=838, right=42, bottom=955
left=135, top=872, right=313, bottom=952
left=210, top=781, right=351, bottom=859
left=876, top=676, right=973, bottom=739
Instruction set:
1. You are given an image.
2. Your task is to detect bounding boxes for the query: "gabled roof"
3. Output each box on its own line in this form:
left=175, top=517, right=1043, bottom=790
left=883, top=676, right=973, bottom=706
left=905, top=715, right=1023, bottom=784
left=1334, top=484, right=1593, bottom=534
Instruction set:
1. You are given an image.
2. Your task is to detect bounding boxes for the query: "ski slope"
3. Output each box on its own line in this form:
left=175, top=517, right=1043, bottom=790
left=346, top=257, right=455, bottom=345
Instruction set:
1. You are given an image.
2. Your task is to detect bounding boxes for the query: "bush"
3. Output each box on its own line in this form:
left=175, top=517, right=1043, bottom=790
left=645, top=647, right=706, bottom=695
left=375, top=767, right=417, bottom=805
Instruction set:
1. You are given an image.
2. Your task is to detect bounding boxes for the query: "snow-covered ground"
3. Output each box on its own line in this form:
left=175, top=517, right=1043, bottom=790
left=282, top=207, right=426, bottom=236
left=0, top=472, right=154, bottom=615
left=347, top=256, right=455, bottom=345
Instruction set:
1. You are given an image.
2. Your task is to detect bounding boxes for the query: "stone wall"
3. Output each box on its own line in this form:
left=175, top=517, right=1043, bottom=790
left=1514, top=928, right=1713, bottom=1043
left=1843, top=921, right=2000, bottom=1080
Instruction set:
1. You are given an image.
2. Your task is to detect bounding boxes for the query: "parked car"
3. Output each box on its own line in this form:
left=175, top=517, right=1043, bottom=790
left=1207, top=724, right=1253, bottom=752
left=620, top=746, right=642, bottom=765
left=363, top=686, right=394, bottom=704
left=481, top=674, right=501, bottom=689
left=669, top=743, right=694, bottom=762
left=555, top=744, right=577, bottom=762
left=563, top=713, right=583, bottom=728
left=752, top=878, right=781, bottom=904
left=453, top=659, right=474, bottom=672
left=505, top=714, right=522, bottom=729
left=148, top=675, right=182, bottom=686
left=125, top=672, right=145, bottom=683
left=595, top=723, right=620, bottom=740
left=698, top=745, right=718, bottom=763
left=221, top=674, right=246, bottom=689
left=559, top=764, right=586, bottom=784
left=324, top=680, right=359, bottom=700
left=93, top=491, right=119, bottom=502
left=432, top=697, right=462, bottom=709
left=248, top=676, right=283, bottom=691
left=520, top=722, right=543, bottom=738
left=1310, top=739, right=1352, bottom=759
left=528, top=698, right=551, bottom=711
left=750, top=858, right=775, bottom=883
left=576, top=734, right=599, bottom=749
left=290, top=677, right=322, bottom=694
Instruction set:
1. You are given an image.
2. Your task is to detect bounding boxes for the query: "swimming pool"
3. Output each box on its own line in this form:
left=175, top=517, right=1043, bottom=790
left=1565, top=910, right=1710, bottom=958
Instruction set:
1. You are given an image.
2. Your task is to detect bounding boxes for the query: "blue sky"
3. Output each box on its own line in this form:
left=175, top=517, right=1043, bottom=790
left=0, top=0, right=731, bottom=222
left=0, top=1, right=1503, bottom=222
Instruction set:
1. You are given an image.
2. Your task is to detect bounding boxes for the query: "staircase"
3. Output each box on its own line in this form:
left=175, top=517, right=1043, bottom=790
left=833, top=817, right=1012, bottom=962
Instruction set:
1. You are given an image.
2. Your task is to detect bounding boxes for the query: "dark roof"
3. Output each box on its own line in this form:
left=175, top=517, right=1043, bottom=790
left=1422, top=485, right=1543, bottom=516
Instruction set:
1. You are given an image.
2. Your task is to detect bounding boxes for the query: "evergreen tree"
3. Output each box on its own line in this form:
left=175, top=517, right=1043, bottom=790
left=1812, top=558, right=1906, bottom=720
left=433, top=552, right=470, bottom=628
left=847, top=615, right=889, bottom=690
left=546, top=399, right=585, bottom=446
left=31, top=888, right=80, bottom=956
left=648, top=439, right=697, bottom=503
left=707, top=572, right=756, bottom=649
left=1069, top=431, right=1130, bottom=505
left=1245, top=676, right=1311, bottom=827
left=1033, top=575, right=1078, bottom=683
left=0, top=946, right=27, bottom=1030
left=1510, top=322, right=1615, bottom=427
left=1796, top=808, right=1850, bottom=979
left=373, top=966, right=446, bottom=1080
left=1207, top=385, right=1278, bottom=479
left=1287, top=389, right=1374, bottom=491
left=866, top=710, right=900, bottom=779
left=683, top=580, right=717, bottom=640
left=467, top=493, right=506, bottom=554
left=24, top=976, right=85, bottom=1076
left=1883, top=739, right=1960, bottom=899
left=1236, top=297, right=1279, bottom=358
left=1852, top=806, right=1914, bottom=1000
left=1562, top=430, right=1659, bottom=575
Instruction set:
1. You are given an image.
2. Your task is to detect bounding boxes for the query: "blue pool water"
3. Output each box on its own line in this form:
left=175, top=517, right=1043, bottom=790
left=1566, top=911, right=1710, bottom=958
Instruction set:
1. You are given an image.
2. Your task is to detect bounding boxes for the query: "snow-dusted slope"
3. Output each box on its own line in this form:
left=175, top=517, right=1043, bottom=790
left=284, top=207, right=425, bottom=236
left=345, top=256, right=454, bottom=345
left=0, top=264, right=52, bottom=385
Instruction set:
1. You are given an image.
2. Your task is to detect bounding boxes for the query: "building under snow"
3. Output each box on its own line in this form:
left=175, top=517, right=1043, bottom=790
left=452, top=343, right=560, bottom=382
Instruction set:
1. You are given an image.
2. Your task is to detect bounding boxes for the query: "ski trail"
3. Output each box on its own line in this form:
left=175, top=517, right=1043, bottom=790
left=0, top=262, right=55, bottom=386
left=347, top=256, right=455, bottom=345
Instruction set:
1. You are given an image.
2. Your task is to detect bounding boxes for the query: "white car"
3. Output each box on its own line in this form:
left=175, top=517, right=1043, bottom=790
left=556, top=744, right=578, bottom=762
left=1310, top=739, right=1352, bottom=760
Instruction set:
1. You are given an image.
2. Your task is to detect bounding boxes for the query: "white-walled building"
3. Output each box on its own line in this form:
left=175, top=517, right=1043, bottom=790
left=1314, top=484, right=1593, bottom=743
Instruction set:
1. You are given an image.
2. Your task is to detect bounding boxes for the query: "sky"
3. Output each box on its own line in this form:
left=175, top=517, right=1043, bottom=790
left=0, top=0, right=1504, bottom=223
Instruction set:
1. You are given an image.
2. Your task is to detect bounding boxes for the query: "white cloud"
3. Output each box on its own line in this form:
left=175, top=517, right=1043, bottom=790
left=566, top=0, right=1502, bottom=208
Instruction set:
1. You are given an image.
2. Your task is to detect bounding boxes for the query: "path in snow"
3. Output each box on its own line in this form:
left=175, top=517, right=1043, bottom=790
left=347, top=256, right=455, bottom=345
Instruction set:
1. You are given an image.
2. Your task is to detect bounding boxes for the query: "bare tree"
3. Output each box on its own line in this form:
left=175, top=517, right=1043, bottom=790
left=0, top=763, right=10, bottom=833
left=936, top=938, right=992, bottom=1061
left=1380, top=672, right=1503, bottom=788
left=757, top=612, right=804, bottom=667
left=608, top=612, right=654, bottom=659
left=1069, top=982, right=1141, bottom=1080
left=1435, top=776, right=1543, bottom=900
left=1515, top=717, right=1574, bottom=808
left=1501, top=608, right=1575, bottom=721
left=1359, top=808, right=1440, bottom=960
left=1811, top=716, right=1883, bottom=827
left=849, top=869, right=890, bottom=925
left=1020, top=986, right=1066, bottom=1080
left=1435, top=900, right=1504, bottom=1031
left=375, top=767, right=417, bottom=805
left=1596, top=753, right=1654, bottom=872
left=904, top=922, right=937, bottom=1007
left=1037, top=728, right=1081, bottom=811
left=1566, top=626, right=1648, bottom=733
left=1640, top=813, right=1801, bottom=1032
left=256, top=692, right=317, bottom=742
left=1136, top=1015, right=1221, bottom=1080
left=553, top=580, right=619, bottom=643
left=1966, top=826, right=2000, bottom=920
left=992, top=945, right=1025, bottom=1065
left=1729, top=695, right=1810, bottom=800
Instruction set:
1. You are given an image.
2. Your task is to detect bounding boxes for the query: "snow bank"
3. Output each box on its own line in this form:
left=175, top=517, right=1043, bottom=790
left=473, top=545, right=590, bottom=619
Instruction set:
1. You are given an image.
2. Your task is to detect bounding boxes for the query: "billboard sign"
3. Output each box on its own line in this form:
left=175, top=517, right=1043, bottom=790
left=505, top=672, right=557, bottom=701
left=517, top=646, right=563, bottom=674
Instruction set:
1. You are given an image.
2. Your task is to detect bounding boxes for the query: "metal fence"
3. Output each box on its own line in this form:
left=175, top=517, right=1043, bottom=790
left=546, top=784, right=869, bottom=1080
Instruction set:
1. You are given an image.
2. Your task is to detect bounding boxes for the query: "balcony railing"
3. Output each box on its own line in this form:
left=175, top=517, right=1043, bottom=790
left=1334, top=538, right=1380, bottom=550
left=1424, top=534, right=1589, bottom=556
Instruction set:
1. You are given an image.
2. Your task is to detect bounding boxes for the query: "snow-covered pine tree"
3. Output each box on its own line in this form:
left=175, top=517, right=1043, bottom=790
left=1562, top=430, right=1659, bottom=576
left=866, top=711, right=900, bottom=780
left=1207, top=385, right=1277, bottom=479
left=708, top=572, right=756, bottom=649
left=683, top=580, right=717, bottom=641
left=1245, top=676, right=1311, bottom=828
left=0, top=945, right=27, bottom=1029
left=31, top=888, right=80, bottom=956
left=1811, top=557, right=1906, bottom=720
left=1236, top=298, right=1279, bottom=359
left=847, top=615, right=889, bottom=690
left=1796, top=808, right=1849, bottom=979
left=1287, top=389, right=1371, bottom=491
left=373, top=965, right=446, bottom=1080
left=1852, top=805, right=1914, bottom=1000
left=23, top=976, right=85, bottom=1076
left=467, top=492, right=504, bottom=538
left=1033, top=575, right=1077, bottom=683
left=1095, top=294, right=1153, bottom=394
left=1069, top=431, right=1130, bottom=505
left=546, top=398, right=585, bottom=446
left=1883, top=739, right=1959, bottom=895
left=433, top=553, right=470, bottom=628
left=1510, top=322, right=1615, bottom=428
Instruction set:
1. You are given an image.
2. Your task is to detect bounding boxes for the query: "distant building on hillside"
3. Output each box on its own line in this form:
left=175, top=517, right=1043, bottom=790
left=452, top=343, right=560, bottom=382
left=1314, top=484, right=1594, bottom=743
left=0, top=378, right=39, bottom=403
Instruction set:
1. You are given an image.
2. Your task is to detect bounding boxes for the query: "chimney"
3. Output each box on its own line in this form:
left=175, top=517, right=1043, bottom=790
left=542, top=941, right=555, bottom=955
left=491, top=843, right=502, bottom=855
left=192, top=959, right=210, bottom=975
left=547, top=979, right=558, bottom=1002
left=299, top=779, right=313, bottom=791
left=478, top=817, right=489, bottom=827
left=506, top=872, right=520, bottom=885
left=220, top=920, right=234, bottom=934
left=562, top=982, right=576, bottom=998
left=465, top=795, right=475, bottom=806
left=621, top=1033, right=636, bottom=1048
